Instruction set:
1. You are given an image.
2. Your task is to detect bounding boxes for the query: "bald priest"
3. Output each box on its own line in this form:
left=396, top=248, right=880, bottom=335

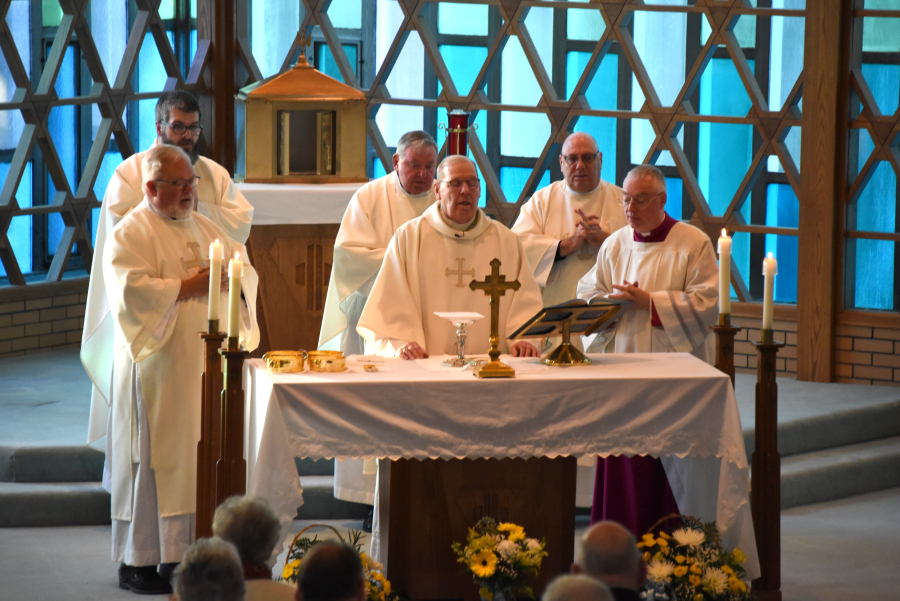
left=358, top=155, right=543, bottom=359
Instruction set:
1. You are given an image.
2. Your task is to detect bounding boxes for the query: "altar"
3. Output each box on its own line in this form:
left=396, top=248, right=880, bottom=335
left=243, top=352, right=760, bottom=598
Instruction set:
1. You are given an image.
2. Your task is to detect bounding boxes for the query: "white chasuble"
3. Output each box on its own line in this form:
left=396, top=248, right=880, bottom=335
left=513, top=180, right=626, bottom=306
left=576, top=221, right=718, bottom=359
left=357, top=203, right=544, bottom=357
left=83, top=148, right=253, bottom=446
left=319, top=172, right=434, bottom=353
left=104, top=200, right=259, bottom=520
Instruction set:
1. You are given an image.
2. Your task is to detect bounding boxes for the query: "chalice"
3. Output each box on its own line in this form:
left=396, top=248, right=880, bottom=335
left=434, top=312, right=484, bottom=367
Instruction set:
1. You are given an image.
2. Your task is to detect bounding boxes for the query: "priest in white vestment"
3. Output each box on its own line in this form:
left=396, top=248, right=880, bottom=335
left=358, top=155, right=543, bottom=360
left=318, top=131, right=438, bottom=509
left=575, top=164, right=718, bottom=538
left=82, top=90, right=253, bottom=455
left=103, top=145, right=259, bottom=594
left=513, top=132, right=627, bottom=308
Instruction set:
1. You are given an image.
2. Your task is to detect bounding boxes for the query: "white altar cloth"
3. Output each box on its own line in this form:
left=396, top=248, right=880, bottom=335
left=244, top=352, right=760, bottom=580
left=237, top=182, right=366, bottom=225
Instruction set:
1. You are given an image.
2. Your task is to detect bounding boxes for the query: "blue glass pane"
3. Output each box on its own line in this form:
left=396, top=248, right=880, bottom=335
left=860, top=62, right=900, bottom=117
left=665, top=177, right=683, bottom=220
left=372, top=158, right=387, bottom=179
left=91, top=0, right=127, bottom=83
left=854, top=239, right=894, bottom=310
left=569, top=51, right=617, bottom=109
left=500, top=111, right=550, bottom=158
left=632, top=10, right=689, bottom=107
left=94, top=150, right=123, bottom=202
left=567, top=8, right=605, bottom=41
left=698, top=123, right=754, bottom=216
left=316, top=44, right=358, bottom=83
left=49, top=105, right=78, bottom=194
left=2, top=2, right=31, bottom=96
left=134, top=98, right=158, bottom=153
left=769, top=16, right=804, bottom=111
left=500, top=167, right=550, bottom=205
left=136, top=32, right=167, bottom=92
left=699, top=57, right=753, bottom=117
left=438, top=3, right=488, bottom=35
left=573, top=116, right=616, bottom=184
left=251, top=1, right=300, bottom=78
left=92, top=207, right=102, bottom=247
left=439, top=45, right=487, bottom=96
left=501, top=35, right=543, bottom=106
left=384, top=31, right=426, bottom=99
left=375, top=105, right=424, bottom=147
left=48, top=212, right=66, bottom=258
left=764, top=234, right=798, bottom=303
left=862, top=16, right=900, bottom=53
left=732, top=230, right=751, bottom=300
left=328, top=0, right=361, bottom=29
left=190, top=29, right=197, bottom=67
left=0, top=110, right=25, bottom=153
left=856, top=161, right=896, bottom=233
left=630, top=118, right=656, bottom=165
left=0, top=215, right=33, bottom=276
left=765, top=183, right=800, bottom=228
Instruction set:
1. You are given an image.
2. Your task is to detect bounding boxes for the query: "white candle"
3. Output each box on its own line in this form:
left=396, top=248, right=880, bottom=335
left=227, top=251, right=243, bottom=339
left=762, top=252, right=777, bottom=330
left=208, top=239, right=224, bottom=321
left=717, top=229, right=732, bottom=314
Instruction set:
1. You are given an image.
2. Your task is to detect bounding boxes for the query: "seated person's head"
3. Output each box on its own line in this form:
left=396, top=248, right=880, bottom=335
left=573, top=521, right=645, bottom=591
left=542, top=574, right=613, bottom=601
left=213, top=495, right=282, bottom=568
left=295, top=540, right=365, bottom=601
left=174, top=537, right=245, bottom=601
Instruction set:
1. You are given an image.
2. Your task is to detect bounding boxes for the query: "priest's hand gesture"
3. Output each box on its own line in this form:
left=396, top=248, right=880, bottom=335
left=398, top=341, right=429, bottom=360
left=511, top=340, right=540, bottom=357
left=609, top=280, right=650, bottom=310
left=575, top=208, right=607, bottom=247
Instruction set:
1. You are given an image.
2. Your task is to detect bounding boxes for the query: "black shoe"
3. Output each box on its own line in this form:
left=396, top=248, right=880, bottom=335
left=362, top=507, right=374, bottom=533
left=119, top=566, right=173, bottom=595
left=118, top=563, right=137, bottom=585
left=157, top=562, right=179, bottom=583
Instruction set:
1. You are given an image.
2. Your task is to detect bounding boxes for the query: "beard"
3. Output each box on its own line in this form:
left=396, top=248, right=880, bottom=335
left=160, top=133, right=200, bottom=164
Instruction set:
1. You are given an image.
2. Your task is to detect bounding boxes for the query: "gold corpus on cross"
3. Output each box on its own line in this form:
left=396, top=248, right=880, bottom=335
left=468, top=258, right=520, bottom=379
left=446, top=257, right=476, bottom=287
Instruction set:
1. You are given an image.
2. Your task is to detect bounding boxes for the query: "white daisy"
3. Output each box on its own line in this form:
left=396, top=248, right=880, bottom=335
left=702, top=567, right=729, bottom=594
left=497, top=540, right=519, bottom=560
left=671, top=528, right=705, bottom=547
left=646, top=558, right=675, bottom=583
left=525, top=538, right=541, bottom=551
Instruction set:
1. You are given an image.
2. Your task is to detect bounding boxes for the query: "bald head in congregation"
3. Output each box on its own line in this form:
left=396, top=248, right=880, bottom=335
left=542, top=574, right=614, bottom=601
left=357, top=154, right=544, bottom=360
left=295, top=541, right=367, bottom=601
left=513, top=132, right=627, bottom=313
left=573, top=522, right=646, bottom=601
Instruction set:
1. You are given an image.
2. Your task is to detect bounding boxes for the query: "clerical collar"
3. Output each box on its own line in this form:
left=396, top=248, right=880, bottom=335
left=439, top=207, right=478, bottom=232
left=634, top=213, right=678, bottom=242
left=395, top=172, right=432, bottom=199
left=565, top=181, right=603, bottom=196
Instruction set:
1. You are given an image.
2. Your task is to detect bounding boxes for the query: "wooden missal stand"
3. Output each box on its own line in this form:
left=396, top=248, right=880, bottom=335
left=711, top=313, right=742, bottom=387
left=751, top=328, right=784, bottom=601
left=468, top=258, right=519, bottom=378
left=196, top=322, right=226, bottom=538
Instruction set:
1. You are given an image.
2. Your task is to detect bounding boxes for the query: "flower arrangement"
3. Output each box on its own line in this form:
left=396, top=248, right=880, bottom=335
left=280, top=526, right=396, bottom=601
left=638, top=515, right=750, bottom=601
left=451, top=517, right=547, bottom=601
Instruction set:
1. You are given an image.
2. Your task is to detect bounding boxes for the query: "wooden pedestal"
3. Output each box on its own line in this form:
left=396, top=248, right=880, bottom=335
left=388, top=456, right=577, bottom=601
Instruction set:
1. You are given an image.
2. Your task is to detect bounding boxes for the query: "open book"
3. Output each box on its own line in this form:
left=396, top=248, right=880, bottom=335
left=508, top=297, right=630, bottom=341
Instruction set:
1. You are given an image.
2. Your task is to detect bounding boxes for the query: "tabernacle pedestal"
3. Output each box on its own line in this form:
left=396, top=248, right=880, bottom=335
left=388, top=456, right=576, bottom=601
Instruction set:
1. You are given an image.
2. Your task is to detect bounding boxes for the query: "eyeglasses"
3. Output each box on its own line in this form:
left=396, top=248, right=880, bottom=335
left=439, top=178, right=481, bottom=190
left=622, top=191, right=664, bottom=208
left=161, top=121, right=203, bottom=136
left=562, top=152, right=599, bottom=166
left=155, top=176, right=201, bottom=188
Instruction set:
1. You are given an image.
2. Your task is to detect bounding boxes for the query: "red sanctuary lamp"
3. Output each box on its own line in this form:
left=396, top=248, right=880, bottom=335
left=440, top=109, right=477, bottom=156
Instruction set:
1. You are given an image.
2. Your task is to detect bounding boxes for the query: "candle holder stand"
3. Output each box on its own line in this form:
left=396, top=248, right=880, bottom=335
left=215, top=338, right=250, bottom=509
left=711, top=313, right=741, bottom=388
left=751, top=333, right=785, bottom=601
left=196, top=322, right=225, bottom=538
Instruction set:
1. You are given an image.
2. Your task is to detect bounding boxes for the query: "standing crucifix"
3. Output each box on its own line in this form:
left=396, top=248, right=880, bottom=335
left=469, top=258, right=520, bottom=378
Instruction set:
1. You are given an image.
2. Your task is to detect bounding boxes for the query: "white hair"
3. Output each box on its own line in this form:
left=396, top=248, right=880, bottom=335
left=174, top=537, right=245, bottom=601
left=213, top=495, right=282, bottom=565
left=141, top=144, right=192, bottom=186
left=542, top=574, right=613, bottom=601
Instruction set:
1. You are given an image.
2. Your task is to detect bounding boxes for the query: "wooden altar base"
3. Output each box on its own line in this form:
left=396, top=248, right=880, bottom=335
left=388, top=456, right=577, bottom=601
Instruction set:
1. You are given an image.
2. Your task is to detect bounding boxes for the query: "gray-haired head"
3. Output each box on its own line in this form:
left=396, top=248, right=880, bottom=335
left=156, top=90, right=201, bottom=125
left=575, top=521, right=644, bottom=591
left=624, top=164, right=666, bottom=192
left=141, top=144, right=192, bottom=187
left=213, top=495, right=282, bottom=566
left=174, top=537, right=245, bottom=601
left=542, top=574, right=614, bottom=601
left=395, top=130, right=438, bottom=159
left=297, top=540, right=365, bottom=601
left=435, top=154, right=478, bottom=183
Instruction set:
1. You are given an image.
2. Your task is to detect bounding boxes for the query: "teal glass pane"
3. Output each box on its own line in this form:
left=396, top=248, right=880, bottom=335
left=328, top=0, right=361, bottom=29
left=439, top=45, right=488, bottom=96
left=438, top=3, right=488, bottom=36
left=384, top=30, right=426, bottom=100
left=698, top=123, right=754, bottom=216
left=50, top=47, right=78, bottom=193
left=48, top=212, right=66, bottom=259
left=94, top=150, right=123, bottom=203
left=501, top=29, right=544, bottom=107
left=500, top=167, right=550, bottom=205
left=732, top=231, right=751, bottom=299
left=768, top=126, right=802, bottom=173
left=855, top=161, right=897, bottom=233
left=854, top=239, right=894, bottom=310
left=3, top=1, right=32, bottom=91
left=630, top=118, right=656, bottom=166
left=733, top=14, right=756, bottom=48
left=91, top=0, right=127, bottom=84
left=665, top=177, right=682, bottom=220
left=769, top=16, right=804, bottom=111
left=135, top=32, right=167, bottom=92
left=0, top=109, right=25, bottom=153
left=862, top=16, right=900, bottom=53
left=764, top=234, right=798, bottom=303
left=632, top=9, right=690, bottom=107
left=567, top=8, right=604, bottom=41
left=573, top=116, right=616, bottom=184
left=251, top=1, right=301, bottom=78
left=132, top=98, right=158, bottom=153
left=765, top=183, right=800, bottom=229
left=699, top=57, right=753, bottom=117
left=860, top=63, right=900, bottom=117
left=500, top=111, right=551, bottom=158
left=372, top=158, right=387, bottom=179
left=568, top=51, right=617, bottom=109
left=316, top=43, right=358, bottom=83
left=0, top=215, right=33, bottom=276
left=158, top=0, right=175, bottom=20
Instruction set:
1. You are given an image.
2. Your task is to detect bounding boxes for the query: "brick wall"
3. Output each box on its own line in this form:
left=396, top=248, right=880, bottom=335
left=835, top=325, right=900, bottom=386
left=731, top=315, right=798, bottom=377
left=0, top=281, right=88, bottom=359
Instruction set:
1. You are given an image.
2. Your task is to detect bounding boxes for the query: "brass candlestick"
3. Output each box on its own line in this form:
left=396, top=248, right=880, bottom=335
left=711, top=313, right=742, bottom=387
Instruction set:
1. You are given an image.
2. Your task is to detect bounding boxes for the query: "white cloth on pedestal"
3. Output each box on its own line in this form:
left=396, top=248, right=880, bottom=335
left=576, top=221, right=718, bottom=359
left=357, top=203, right=544, bottom=357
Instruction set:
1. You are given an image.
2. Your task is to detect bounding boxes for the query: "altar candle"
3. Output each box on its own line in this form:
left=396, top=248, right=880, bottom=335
left=762, top=252, right=777, bottom=331
left=208, top=239, right=224, bottom=321
left=718, top=229, right=732, bottom=314
left=227, top=252, right=243, bottom=339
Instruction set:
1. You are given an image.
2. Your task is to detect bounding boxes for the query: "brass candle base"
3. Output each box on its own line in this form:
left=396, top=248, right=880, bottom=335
left=760, top=328, right=775, bottom=344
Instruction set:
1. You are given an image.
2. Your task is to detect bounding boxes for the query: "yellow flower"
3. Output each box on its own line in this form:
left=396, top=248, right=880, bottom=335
left=675, top=555, right=686, bottom=564
left=657, top=538, right=669, bottom=548
left=722, top=565, right=735, bottom=576
left=728, top=577, right=747, bottom=593
left=643, top=551, right=651, bottom=562
left=498, top=523, right=525, bottom=542
left=652, top=552, right=665, bottom=562
left=469, top=535, right=497, bottom=552
left=693, top=595, right=704, bottom=601
left=642, top=533, right=656, bottom=541
left=470, top=549, right=497, bottom=578
left=643, top=535, right=657, bottom=547
left=690, top=563, right=703, bottom=575
left=673, top=566, right=688, bottom=577
left=731, top=548, right=747, bottom=563
left=689, top=574, right=701, bottom=587
left=658, top=532, right=671, bottom=540
left=636, top=541, right=645, bottom=549
left=282, top=559, right=300, bottom=580
left=479, top=587, right=494, bottom=601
